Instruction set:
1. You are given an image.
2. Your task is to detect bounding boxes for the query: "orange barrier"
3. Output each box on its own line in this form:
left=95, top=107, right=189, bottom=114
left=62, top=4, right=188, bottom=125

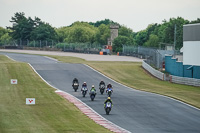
left=99, top=51, right=103, bottom=55
left=117, top=52, right=119, bottom=56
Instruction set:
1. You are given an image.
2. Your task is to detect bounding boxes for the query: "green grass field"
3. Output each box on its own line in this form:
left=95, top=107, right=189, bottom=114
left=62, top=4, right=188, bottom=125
left=0, top=55, right=110, bottom=133
left=48, top=55, right=200, bottom=109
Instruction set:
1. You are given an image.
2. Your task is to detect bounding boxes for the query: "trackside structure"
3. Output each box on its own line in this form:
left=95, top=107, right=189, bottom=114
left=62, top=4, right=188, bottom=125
left=142, top=60, right=200, bottom=86
left=143, top=23, right=200, bottom=86
left=165, top=23, right=200, bottom=79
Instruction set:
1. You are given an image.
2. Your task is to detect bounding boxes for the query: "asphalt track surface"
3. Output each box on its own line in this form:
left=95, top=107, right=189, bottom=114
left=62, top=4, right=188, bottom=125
left=1, top=52, right=200, bottom=133
left=0, top=49, right=143, bottom=62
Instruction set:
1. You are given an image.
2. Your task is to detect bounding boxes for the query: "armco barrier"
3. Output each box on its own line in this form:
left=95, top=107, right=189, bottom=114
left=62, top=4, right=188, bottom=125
left=170, top=75, right=200, bottom=87
left=142, top=60, right=166, bottom=80
left=143, top=61, right=200, bottom=86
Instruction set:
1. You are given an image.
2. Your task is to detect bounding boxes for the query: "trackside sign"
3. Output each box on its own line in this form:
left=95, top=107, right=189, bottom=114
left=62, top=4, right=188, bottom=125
left=26, top=98, right=35, bottom=105
left=11, top=79, right=17, bottom=84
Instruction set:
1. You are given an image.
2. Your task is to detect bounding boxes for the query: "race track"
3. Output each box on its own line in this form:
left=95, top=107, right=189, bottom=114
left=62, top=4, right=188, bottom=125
left=1, top=52, right=200, bottom=133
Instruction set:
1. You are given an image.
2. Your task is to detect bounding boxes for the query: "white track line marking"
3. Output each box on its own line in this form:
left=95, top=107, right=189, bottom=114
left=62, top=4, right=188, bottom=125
left=5, top=55, right=17, bottom=62
left=28, top=63, right=58, bottom=89
left=44, top=56, right=59, bottom=62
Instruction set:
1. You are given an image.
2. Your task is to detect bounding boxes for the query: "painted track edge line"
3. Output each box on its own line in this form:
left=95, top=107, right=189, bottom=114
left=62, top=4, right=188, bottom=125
left=28, top=63, right=58, bottom=89
left=5, top=55, right=17, bottom=62
left=84, top=64, right=200, bottom=111
left=28, top=63, right=130, bottom=133
left=44, top=56, right=59, bottom=62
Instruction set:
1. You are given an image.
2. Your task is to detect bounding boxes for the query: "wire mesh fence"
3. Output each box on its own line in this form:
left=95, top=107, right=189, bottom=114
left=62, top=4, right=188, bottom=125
left=1, top=40, right=180, bottom=69
left=123, top=45, right=175, bottom=69
left=1, top=40, right=102, bottom=54
left=57, top=43, right=102, bottom=54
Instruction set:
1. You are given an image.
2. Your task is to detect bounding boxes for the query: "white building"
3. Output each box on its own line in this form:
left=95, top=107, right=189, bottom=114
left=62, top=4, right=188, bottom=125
left=183, top=23, right=200, bottom=66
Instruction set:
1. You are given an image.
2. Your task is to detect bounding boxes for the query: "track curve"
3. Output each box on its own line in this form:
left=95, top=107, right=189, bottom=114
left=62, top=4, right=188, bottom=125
left=1, top=52, right=200, bottom=133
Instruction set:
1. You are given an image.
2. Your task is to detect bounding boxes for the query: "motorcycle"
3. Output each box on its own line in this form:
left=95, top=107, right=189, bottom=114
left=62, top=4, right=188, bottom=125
left=81, top=87, right=88, bottom=97
left=99, top=84, right=105, bottom=95
left=107, top=88, right=112, bottom=97
left=105, top=102, right=112, bottom=115
left=90, top=90, right=96, bottom=101
left=72, top=82, right=79, bottom=92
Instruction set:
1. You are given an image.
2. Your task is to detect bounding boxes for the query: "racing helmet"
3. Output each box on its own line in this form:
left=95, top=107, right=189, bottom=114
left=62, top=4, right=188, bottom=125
left=107, top=97, right=111, bottom=100
left=92, top=85, right=95, bottom=88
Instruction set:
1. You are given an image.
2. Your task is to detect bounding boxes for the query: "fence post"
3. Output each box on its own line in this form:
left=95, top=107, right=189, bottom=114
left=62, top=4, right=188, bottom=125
left=64, top=43, right=65, bottom=51
left=34, top=40, right=35, bottom=47
left=40, top=40, right=41, bottom=49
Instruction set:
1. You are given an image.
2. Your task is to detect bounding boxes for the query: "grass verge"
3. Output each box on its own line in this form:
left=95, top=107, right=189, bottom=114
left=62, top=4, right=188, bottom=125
left=0, top=55, right=110, bottom=133
left=47, top=55, right=200, bottom=109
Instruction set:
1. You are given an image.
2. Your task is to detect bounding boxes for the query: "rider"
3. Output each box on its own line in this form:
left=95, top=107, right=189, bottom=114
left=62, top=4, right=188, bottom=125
left=104, top=97, right=113, bottom=108
left=82, top=82, right=87, bottom=88
left=72, top=78, right=79, bottom=87
left=99, top=80, right=105, bottom=89
left=90, top=85, right=96, bottom=94
left=81, top=82, right=87, bottom=91
left=106, top=82, right=113, bottom=93
left=107, top=82, right=112, bottom=89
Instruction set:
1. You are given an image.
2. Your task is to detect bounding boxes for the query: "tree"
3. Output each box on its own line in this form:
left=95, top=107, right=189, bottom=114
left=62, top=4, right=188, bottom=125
left=113, top=36, right=132, bottom=52
left=0, top=27, right=7, bottom=37
left=0, top=27, right=12, bottom=45
left=144, top=34, right=159, bottom=48
left=0, top=33, right=12, bottom=45
left=7, top=12, right=36, bottom=40
left=31, top=23, right=57, bottom=41
left=7, top=12, right=57, bottom=42
left=67, top=21, right=97, bottom=43
left=118, top=26, right=133, bottom=37
left=56, top=27, right=70, bottom=42
left=134, top=30, right=148, bottom=46
left=133, top=17, right=192, bottom=49
left=146, top=23, right=160, bottom=38
left=89, top=19, right=118, bottom=27
left=190, top=18, right=200, bottom=24
left=95, top=24, right=110, bottom=45
left=157, top=17, right=189, bottom=49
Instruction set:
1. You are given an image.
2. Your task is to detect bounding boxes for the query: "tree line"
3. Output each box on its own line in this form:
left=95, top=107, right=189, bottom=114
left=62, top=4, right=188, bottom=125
left=0, top=12, right=200, bottom=52
left=134, top=17, right=200, bottom=50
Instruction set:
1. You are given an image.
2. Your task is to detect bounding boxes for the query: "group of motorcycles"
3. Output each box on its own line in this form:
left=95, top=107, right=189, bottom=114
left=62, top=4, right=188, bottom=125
left=72, top=81, right=113, bottom=115
left=99, top=84, right=112, bottom=97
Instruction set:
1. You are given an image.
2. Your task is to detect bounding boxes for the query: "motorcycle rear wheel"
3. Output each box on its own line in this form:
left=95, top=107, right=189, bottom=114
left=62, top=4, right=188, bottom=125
left=106, top=108, right=110, bottom=115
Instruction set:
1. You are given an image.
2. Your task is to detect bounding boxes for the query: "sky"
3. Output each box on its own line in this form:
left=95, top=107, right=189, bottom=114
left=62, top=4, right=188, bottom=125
left=0, top=0, right=200, bottom=32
